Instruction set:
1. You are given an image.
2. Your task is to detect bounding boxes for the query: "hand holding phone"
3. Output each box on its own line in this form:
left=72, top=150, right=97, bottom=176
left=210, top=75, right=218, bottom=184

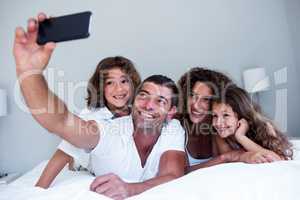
left=37, top=11, right=92, bottom=45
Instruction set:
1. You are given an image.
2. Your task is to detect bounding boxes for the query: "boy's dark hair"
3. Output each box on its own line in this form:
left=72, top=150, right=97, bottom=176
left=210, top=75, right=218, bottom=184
left=138, top=75, right=180, bottom=108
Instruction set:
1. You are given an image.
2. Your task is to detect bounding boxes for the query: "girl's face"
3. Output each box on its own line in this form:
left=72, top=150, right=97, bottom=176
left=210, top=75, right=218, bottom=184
left=104, top=68, right=133, bottom=110
left=188, top=82, right=212, bottom=124
left=212, top=103, right=239, bottom=138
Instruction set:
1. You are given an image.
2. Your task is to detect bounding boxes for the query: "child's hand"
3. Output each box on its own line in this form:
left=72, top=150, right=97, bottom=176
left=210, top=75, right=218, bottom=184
left=239, top=151, right=269, bottom=163
left=261, top=150, right=282, bottom=162
left=240, top=150, right=282, bottom=164
left=235, top=118, right=249, bottom=138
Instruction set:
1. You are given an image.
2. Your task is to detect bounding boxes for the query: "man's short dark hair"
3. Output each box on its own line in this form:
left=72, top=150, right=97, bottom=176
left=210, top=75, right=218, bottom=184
left=138, top=75, right=179, bottom=108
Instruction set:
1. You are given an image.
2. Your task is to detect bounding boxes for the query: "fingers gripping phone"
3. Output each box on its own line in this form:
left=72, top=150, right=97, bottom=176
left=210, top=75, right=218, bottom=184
left=37, top=11, right=92, bottom=45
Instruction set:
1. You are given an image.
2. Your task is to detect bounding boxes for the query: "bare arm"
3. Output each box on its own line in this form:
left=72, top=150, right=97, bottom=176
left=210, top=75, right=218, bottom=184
left=13, top=13, right=99, bottom=149
left=186, top=156, right=225, bottom=173
left=186, top=149, right=248, bottom=173
left=190, top=133, right=280, bottom=167
left=186, top=136, right=225, bottom=172
left=18, top=73, right=99, bottom=149
left=35, top=149, right=72, bottom=188
left=215, top=135, right=233, bottom=154
left=90, top=150, right=186, bottom=199
left=127, top=150, right=186, bottom=196
left=235, top=134, right=264, bottom=152
left=234, top=119, right=266, bottom=152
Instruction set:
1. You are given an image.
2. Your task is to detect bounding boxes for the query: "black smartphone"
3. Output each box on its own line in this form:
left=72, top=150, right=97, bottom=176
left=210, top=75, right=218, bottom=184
left=37, top=11, right=92, bottom=45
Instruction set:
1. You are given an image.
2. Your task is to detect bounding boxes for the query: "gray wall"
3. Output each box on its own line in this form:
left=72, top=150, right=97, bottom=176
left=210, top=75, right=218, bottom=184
left=284, top=0, right=300, bottom=138
left=1, top=0, right=299, bottom=173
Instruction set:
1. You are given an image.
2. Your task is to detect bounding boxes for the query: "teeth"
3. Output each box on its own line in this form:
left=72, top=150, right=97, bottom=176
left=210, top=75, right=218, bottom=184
left=113, top=94, right=126, bottom=99
left=192, top=111, right=201, bottom=115
left=191, top=110, right=205, bottom=116
left=140, top=111, right=154, bottom=119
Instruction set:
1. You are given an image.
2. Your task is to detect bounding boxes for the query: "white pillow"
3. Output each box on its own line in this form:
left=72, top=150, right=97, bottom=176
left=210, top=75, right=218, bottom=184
left=290, top=139, right=300, bottom=160
left=129, top=161, right=300, bottom=200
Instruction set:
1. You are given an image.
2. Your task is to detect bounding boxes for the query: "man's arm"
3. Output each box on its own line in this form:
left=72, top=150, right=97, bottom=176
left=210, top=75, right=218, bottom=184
left=13, top=13, right=99, bottom=149
left=18, top=72, right=99, bottom=149
left=90, top=150, right=186, bottom=199
left=127, top=150, right=186, bottom=196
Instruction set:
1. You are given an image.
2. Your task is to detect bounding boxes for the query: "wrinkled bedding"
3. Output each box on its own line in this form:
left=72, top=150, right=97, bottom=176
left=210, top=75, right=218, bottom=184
left=1, top=139, right=299, bottom=200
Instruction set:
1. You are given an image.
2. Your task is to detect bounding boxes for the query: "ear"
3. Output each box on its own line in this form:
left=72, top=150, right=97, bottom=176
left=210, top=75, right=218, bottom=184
left=166, top=106, right=177, bottom=121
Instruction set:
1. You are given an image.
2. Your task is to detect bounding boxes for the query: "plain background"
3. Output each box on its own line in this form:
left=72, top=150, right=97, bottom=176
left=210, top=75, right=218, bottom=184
left=0, top=0, right=299, bottom=173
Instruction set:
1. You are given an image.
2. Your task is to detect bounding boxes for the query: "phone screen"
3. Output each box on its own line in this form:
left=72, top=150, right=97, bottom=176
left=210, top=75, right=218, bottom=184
left=37, top=11, right=92, bottom=45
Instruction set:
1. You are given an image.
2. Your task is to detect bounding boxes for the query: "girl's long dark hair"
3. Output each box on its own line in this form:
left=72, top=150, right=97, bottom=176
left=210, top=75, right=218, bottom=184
left=86, top=56, right=141, bottom=109
left=212, top=85, right=293, bottom=160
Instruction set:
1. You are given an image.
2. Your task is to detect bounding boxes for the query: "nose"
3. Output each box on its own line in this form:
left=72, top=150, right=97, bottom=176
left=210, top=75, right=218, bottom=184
left=144, top=98, right=156, bottom=111
left=192, top=98, right=205, bottom=110
left=114, top=82, right=125, bottom=92
left=214, top=116, right=223, bottom=128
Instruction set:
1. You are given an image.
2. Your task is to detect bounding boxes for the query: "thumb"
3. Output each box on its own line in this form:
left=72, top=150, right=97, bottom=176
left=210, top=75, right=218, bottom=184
left=43, top=42, right=56, bottom=54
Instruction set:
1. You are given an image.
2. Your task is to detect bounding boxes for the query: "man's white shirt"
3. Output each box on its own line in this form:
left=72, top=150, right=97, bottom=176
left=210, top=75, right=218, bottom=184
left=58, top=107, right=113, bottom=168
left=58, top=108, right=185, bottom=182
left=91, top=115, right=185, bottom=182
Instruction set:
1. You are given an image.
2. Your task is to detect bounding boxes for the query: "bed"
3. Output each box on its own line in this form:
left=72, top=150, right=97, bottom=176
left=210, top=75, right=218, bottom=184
left=1, top=139, right=300, bottom=200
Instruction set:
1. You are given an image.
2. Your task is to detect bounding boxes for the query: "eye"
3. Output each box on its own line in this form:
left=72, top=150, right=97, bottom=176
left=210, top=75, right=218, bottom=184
left=189, top=93, right=198, bottom=102
left=138, top=92, right=147, bottom=98
left=212, top=114, right=217, bottom=118
left=157, top=98, right=167, bottom=106
left=223, top=113, right=230, bottom=117
left=121, top=78, right=129, bottom=84
left=105, top=81, right=113, bottom=85
left=202, top=97, right=211, bottom=103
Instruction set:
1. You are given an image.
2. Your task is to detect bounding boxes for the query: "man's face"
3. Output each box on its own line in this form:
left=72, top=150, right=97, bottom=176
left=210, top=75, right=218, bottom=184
left=132, top=82, right=175, bottom=131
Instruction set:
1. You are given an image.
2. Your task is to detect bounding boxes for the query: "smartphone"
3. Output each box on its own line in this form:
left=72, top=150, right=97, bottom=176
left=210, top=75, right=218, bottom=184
left=37, top=11, right=92, bottom=45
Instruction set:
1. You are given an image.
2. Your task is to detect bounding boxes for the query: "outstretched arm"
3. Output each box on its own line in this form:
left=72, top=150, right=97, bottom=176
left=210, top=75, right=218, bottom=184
left=35, top=149, right=72, bottom=188
left=13, top=13, right=99, bottom=149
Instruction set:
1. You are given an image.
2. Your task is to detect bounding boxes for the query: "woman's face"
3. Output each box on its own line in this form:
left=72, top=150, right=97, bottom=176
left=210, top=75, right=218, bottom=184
left=104, top=68, right=133, bottom=111
left=187, top=82, right=213, bottom=124
left=212, top=102, right=239, bottom=138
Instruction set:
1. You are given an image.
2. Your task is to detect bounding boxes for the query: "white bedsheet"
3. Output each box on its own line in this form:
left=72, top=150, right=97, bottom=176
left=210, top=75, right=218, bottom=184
left=1, top=160, right=300, bottom=200
left=129, top=160, right=300, bottom=200
left=1, top=139, right=300, bottom=200
left=0, top=162, right=106, bottom=200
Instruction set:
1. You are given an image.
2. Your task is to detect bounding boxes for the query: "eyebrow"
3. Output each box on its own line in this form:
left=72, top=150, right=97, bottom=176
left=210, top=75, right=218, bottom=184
left=105, top=75, right=128, bottom=79
left=139, top=89, right=150, bottom=95
left=191, top=92, right=212, bottom=98
left=139, top=89, right=169, bottom=103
